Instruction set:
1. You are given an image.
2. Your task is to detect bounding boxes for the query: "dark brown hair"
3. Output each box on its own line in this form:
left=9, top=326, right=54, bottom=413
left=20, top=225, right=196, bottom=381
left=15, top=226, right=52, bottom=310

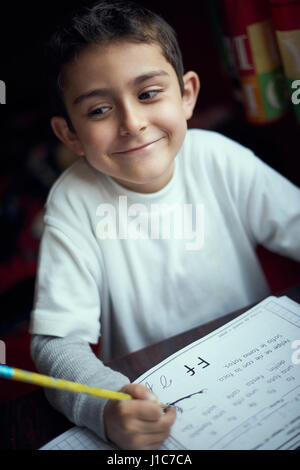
left=47, top=0, right=185, bottom=125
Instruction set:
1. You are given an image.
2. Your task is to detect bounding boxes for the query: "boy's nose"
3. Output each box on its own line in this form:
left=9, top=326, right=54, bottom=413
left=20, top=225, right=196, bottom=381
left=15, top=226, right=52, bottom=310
left=119, top=103, right=147, bottom=137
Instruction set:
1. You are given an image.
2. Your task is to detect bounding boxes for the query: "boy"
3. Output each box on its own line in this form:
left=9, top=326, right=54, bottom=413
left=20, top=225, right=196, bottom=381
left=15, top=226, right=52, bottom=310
left=30, top=0, right=300, bottom=450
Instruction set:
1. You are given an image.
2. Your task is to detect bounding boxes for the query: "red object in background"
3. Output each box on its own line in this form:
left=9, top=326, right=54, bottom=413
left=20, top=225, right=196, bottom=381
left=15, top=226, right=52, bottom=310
left=224, top=0, right=271, bottom=29
left=269, top=0, right=300, bottom=31
left=0, top=196, right=42, bottom=295
left=220, top=0, right=290, bottom=123
left=221, top=0, right=271, bottom=75
left=268, top=0, right=300, bottom=124
left=256, top=245, right=300, bottom=294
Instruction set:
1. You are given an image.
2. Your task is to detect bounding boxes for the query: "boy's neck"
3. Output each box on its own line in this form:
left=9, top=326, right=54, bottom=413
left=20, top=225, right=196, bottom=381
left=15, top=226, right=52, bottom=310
left=111, top=161, right=175, bottom=194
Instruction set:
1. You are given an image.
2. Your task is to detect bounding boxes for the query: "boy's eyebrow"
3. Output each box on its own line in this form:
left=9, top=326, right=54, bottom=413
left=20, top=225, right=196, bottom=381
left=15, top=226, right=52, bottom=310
left=133, top=70, right=169, bottom=85
left=72, top=70, right=170, bottom=106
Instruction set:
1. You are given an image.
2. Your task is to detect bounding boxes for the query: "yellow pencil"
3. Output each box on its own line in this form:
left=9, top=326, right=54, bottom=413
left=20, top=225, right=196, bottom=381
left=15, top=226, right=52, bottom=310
left=0, top=365, right=167, bottom=408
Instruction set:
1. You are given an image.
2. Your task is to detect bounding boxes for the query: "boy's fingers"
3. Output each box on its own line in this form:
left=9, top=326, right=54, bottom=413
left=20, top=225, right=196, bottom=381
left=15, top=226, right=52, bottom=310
left=104, top=388, right=177, bottom=449
left=136, top=402, right=177, bottom=424
left=164, top=405, right=177, bottom=420
left=121, top=413, right=176, bottom=445
left=140, top=405, right=177, bottom=431
left=118, top=383, right=177, bottom=425
left=122, top=401, right=177, bottom=430
left=118, top=396, right=162, bottom=422
left=121, top=383, right=157, bottom=401
left=132, top=429, right=172, bottom=449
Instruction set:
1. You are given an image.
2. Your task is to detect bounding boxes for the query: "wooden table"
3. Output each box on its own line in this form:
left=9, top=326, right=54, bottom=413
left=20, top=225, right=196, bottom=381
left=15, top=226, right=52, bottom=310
left=1, top=285, right=299, bottom=450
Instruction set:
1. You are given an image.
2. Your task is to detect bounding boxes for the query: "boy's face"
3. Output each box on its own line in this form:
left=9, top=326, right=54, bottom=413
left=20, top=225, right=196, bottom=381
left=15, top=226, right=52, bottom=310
left=52, top=41, right=199, bottom=193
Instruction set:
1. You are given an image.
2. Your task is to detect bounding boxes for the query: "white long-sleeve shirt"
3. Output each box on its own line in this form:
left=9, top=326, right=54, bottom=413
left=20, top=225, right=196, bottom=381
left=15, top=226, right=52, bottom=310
left=30, top=129, right=300, bottom=441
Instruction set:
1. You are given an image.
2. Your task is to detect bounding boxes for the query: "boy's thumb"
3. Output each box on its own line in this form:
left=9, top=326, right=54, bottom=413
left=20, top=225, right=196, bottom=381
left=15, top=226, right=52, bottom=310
left=121, top=383, right=157, bottom=401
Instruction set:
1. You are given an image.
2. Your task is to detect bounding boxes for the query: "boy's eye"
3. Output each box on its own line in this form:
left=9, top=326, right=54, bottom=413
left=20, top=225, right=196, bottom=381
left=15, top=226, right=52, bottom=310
left=139, top=89, right=162, bottom=100
left=88, top=106, right=111, bottom=117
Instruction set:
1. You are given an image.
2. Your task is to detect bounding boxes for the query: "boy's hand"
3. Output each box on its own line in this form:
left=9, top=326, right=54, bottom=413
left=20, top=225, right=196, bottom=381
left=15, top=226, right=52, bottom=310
left=103, top=383, right=176, bottom=450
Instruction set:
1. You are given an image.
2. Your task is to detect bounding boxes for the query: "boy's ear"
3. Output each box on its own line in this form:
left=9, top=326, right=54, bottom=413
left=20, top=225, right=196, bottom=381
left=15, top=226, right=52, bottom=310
left=182, top=71, right=200, bottom=120
left=50, top=116, right=85, bottom=156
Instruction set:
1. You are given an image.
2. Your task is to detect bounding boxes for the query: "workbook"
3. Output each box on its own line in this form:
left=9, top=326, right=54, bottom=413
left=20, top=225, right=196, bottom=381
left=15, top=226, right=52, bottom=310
left=41, top=295, right=300, bottom=450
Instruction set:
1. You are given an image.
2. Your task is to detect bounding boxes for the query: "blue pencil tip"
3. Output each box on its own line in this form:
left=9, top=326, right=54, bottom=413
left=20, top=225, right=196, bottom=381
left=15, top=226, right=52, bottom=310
left=0, top=365, right=13, bottom=378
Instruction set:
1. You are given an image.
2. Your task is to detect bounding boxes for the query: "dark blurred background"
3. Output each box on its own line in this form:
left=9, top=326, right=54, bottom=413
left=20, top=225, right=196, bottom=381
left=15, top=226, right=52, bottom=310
left=0, top=0, right=299, bottom=400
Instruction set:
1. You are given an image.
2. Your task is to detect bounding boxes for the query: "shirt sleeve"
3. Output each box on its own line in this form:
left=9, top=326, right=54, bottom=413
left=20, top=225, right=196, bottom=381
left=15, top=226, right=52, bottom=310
left=29, top=217, right=104, bottom=343
left=30, top=334, right=130, bottom=442
left=211, top=132, right=300, bottom=261
left=239, top=153, right=300, bottom=260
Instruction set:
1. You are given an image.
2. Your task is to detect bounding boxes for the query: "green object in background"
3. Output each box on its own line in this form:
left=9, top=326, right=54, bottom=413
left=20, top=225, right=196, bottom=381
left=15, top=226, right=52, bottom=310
left=257, top=66, right=291, bottom=121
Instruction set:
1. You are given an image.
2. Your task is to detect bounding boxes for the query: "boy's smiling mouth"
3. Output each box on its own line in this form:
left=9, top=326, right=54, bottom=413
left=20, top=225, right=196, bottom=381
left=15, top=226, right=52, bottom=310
left=112, top=136, right=165, bottom=155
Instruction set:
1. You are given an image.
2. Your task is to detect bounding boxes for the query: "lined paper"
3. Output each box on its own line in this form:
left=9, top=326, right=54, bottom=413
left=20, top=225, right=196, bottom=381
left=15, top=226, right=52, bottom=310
left=41, top=295, right=300, bottom=450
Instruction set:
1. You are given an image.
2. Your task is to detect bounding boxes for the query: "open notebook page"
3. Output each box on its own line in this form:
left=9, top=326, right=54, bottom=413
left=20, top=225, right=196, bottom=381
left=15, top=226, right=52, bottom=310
left=41, top=295, right=300, bottom=450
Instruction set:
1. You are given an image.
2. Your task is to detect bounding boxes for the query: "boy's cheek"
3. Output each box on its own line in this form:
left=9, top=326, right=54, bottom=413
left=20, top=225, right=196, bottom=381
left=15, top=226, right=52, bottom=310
left=74, top=128, right=109, bottom=155
left=155, top=109, right=185, bottom=137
